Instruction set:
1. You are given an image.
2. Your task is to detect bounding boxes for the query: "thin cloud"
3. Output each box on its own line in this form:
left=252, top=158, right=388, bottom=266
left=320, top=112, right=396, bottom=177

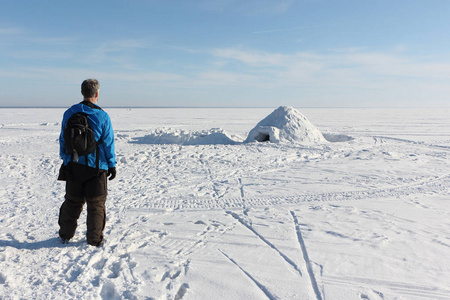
left=0, top=67, right=184, bottom=83
left=243, top=0, right=294, bottom=16
left=199, top=0, right=294, bottom=16
left=209, top=46, right=450, bottom=92
left=29, top=37, right=77, bottom=46
left=212, top=48, right=285, bottom=66
left=253, top=22, right=357, bottom=34
left=196, top=71, right=259, bottom=85
left=328, top=47, right=368, bottom=53
left=86, top=39, right=149, bottom=68
left=252, top=26, right=311, bottom=34
left=0, top=27, right=23, bottom=35
left=9, top=50, right=73, bottom=60
left=91, top=39, right=148, bottom=57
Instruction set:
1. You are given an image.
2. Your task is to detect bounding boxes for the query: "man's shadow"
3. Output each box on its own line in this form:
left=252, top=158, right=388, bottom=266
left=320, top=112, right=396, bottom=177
left=0, top=237, right=82, bottom=250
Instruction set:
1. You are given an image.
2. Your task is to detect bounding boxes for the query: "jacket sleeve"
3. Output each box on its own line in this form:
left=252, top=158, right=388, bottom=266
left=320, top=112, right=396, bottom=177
left=101, top=113, right=117, bottom=168
left=59, top=113, right=71, bottom=164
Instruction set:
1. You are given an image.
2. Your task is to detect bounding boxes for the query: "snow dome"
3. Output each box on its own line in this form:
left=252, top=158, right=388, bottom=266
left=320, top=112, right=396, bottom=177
left=245, top=106, right=327, bottom=144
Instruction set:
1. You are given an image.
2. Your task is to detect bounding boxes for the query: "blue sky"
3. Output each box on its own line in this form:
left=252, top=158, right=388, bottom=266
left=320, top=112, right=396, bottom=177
left=1, top=0, right=449, bottom=107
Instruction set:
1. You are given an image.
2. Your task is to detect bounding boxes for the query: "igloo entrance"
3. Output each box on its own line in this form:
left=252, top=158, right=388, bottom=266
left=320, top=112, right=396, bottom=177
left=254, top=131, right=271, bottom=142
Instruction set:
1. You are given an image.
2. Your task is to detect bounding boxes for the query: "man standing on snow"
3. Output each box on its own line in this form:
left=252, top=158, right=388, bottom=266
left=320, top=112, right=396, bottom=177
left=58, top=79, right=116, bottom=246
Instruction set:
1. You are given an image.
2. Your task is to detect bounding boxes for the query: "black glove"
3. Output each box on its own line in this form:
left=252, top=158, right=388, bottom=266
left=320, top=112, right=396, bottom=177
left=107, top=167, right=116, bottom=180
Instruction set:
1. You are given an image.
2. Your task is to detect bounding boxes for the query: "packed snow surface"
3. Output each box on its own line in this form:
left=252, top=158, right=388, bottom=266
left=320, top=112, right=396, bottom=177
left=1, top=107, right=450, bottom=300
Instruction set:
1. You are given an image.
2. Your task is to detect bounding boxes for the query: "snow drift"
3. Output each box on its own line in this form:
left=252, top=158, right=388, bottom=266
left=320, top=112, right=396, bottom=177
left=245, top=106, right=327, bottom=144
left=132, top=128, right=239, bottom=145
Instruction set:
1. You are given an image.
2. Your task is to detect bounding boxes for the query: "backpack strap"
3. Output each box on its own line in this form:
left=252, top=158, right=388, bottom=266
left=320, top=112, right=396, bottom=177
left=82, top=143, right=101, bottom=173
left=95, top=138, right=103, bottom=173
left=79, top=102, right=102, bottom=172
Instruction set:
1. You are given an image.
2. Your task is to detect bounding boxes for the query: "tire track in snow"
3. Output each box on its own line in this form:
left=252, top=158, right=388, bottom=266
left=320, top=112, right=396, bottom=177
left=290, top=211, right=323, bottom=300
left=146, top=173, right=450, bottom=210
left=218, top=249, right=276, bottom=300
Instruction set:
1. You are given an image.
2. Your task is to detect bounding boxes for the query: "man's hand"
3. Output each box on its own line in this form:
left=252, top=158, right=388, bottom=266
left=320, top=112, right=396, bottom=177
left=107, top=167, right=116, bottom=180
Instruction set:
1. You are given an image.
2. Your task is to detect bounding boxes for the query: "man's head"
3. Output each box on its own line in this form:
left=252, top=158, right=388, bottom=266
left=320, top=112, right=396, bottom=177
left=81, top=79, right=100, bottom=101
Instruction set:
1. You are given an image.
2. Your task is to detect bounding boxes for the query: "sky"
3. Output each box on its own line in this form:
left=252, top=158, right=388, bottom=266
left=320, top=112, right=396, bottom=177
left=0, top=0, right=449, bottom=108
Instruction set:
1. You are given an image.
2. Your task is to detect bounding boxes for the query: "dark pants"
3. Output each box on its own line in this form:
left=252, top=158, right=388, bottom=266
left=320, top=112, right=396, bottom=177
left=58, top=163, right=107, bottom=246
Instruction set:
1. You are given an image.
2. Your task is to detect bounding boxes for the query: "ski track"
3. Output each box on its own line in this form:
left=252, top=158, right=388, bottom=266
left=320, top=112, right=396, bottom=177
left=226, top=210, right=304, bottom=278
left=218, top=249, right=276, bottom=300
left=1, top=109, right=450, bottom=299
left=291, top=211, right=323, bottom=300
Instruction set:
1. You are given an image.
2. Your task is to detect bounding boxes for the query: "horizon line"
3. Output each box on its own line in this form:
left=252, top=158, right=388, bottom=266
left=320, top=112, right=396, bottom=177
left=0, top=105, right=449, bottom=109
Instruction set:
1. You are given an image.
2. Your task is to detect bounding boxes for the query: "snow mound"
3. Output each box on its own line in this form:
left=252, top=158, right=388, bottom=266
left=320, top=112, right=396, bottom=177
left=323, top=133, right=354, bottom=142
left=245, top=106, right=327, bottom=144
left=132, top=128, right=239, bottom=145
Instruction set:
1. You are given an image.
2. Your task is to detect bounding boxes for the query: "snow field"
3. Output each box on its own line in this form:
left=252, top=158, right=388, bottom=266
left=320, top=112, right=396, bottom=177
left=0, top=108, right=449, bottom=299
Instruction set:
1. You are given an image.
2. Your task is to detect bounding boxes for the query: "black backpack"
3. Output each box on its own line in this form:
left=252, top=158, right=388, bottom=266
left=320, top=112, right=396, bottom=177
left=63, top=112, right=102, bottom=169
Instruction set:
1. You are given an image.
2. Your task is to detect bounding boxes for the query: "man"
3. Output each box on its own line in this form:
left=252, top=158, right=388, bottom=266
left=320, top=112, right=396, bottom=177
left=58, top=79, right=116, bottom=246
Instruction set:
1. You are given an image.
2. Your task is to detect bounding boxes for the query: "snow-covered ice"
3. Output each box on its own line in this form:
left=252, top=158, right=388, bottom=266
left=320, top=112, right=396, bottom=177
left=0, top=107, right=449, bottom=299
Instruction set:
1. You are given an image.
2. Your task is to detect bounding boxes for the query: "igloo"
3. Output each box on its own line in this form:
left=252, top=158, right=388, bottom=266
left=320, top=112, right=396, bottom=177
left=245, top=106, right=327, bottom=144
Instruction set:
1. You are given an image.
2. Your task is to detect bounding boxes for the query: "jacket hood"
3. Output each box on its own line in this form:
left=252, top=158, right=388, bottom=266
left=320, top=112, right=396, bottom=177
left=70, top=101, right=103, bottom=115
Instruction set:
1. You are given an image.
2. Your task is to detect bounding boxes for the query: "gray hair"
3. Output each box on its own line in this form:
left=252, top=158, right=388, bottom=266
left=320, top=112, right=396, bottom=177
left=81, top=79, right=100, bottom=98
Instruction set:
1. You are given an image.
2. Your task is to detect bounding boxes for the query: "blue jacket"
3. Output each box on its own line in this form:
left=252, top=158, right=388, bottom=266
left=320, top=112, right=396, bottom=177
left=60, top=102, right=116, bottom=171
